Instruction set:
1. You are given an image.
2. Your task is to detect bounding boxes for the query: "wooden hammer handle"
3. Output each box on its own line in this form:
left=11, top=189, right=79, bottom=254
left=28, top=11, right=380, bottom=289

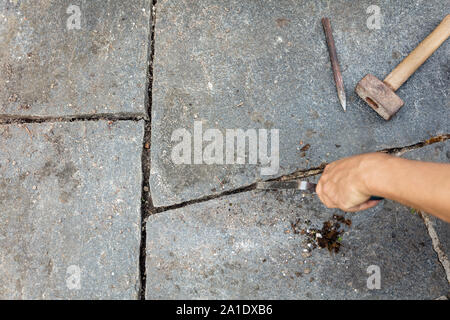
left=384, top=14, right=450, bottom=91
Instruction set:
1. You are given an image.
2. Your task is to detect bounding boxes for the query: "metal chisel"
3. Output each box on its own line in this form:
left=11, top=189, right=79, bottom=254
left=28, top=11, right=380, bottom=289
left=256, top=181, right=383, bottom=201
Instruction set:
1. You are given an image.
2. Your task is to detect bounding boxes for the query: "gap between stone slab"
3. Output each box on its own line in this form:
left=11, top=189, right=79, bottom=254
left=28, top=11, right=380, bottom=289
left=139, top=0, right=157, bottom=301
left=420, top=212, right=450, bottom=284
left=0, top=113, right=148, bottom=125
left=381, top=134, right=450, bottom=156
left=139, top=120, right=151, bottom=300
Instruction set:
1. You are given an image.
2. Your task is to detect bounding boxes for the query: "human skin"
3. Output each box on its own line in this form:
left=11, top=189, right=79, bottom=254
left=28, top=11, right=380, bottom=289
left=316, top=152, right=450, bottom=222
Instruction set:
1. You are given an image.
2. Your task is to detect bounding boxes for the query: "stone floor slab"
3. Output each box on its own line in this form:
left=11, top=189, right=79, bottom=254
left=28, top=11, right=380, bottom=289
left=0, top=0, right=151, bottom=118
left=150, top=0, right=449, bottom=207
left=0, top=120, right=144, bottom=299
left=145, top=188, right=448, bottom=299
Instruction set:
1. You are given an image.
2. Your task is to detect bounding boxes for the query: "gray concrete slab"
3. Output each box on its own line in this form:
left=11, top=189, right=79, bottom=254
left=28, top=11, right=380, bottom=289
left=145, top=187, right=448, bottom=299
left=403, top=141, right=450, bottom=259
left=150, top=0, right=450, bottom=207
left=0, top=120, right=144, bottom=299
left=0, top=0, right=151, bottom=118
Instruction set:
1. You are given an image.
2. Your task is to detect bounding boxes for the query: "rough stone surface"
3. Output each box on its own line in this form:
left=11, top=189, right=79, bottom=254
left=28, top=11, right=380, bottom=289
left=145, top=187, right=448, bottom=299
left=403, top=141, right=450, bottom=258
left=150, top=0, right=450, bottom=207
left=0, top=0, right=151, bottom=118
left=0, top=120, right=144, bottom=299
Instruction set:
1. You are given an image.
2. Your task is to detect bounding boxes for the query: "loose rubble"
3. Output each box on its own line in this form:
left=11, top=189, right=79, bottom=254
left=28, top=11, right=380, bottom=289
left=291, top=214, right=352, bottom=254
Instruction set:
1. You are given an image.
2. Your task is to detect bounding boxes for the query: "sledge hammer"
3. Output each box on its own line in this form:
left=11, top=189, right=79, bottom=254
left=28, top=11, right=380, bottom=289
left=356, top=15, right=450, bottom=120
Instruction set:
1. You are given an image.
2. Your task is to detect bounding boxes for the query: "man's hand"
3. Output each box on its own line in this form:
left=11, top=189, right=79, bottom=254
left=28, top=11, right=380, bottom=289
left=316, top=151, right=450, bottom=222
left=316, top=153, right=388, bottom=212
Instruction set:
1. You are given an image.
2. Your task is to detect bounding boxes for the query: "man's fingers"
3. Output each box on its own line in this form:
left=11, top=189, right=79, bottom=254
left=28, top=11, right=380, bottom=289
left=319, top=194, right=337, bottom=208
left=316, top=182, right=337, bottom=208
left=346, top=200, right=380, bottom=212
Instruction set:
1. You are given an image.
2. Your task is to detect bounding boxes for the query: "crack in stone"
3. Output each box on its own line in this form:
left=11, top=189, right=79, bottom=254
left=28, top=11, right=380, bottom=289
left=139, top=0, right=157, bottom=301
left=279, top=134, right=450, bottom=181
left=0, top=114, right=147, bottom=124
left=380, top=134, right=450, bottom=156
left=148, top=133, right=449, bottom=216
left=419, top=212, right=450, bottom=284
left=147, top=183, right=256, bottom=218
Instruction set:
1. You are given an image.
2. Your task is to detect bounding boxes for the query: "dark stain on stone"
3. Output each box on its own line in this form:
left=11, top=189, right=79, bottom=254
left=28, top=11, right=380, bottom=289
left=36, top=160, right=79, bottom=203
left=45, top=259, right=54, bottom=275
left=392, top=50, right=402, bottom=60
left=56, top=162, right=80, bottom=203
left=305, top=129, right=316, bottom=138
left=264, top=120, right=274, bottom=129
left=276, top=18, right=290, bottom=28
left=15, top=279, right=23, bottom=295
left=37, top=160, right=57, bottom=181
left=55, top=162, right=77, bottom=183
left=44, top=133, right=64, bottom=155
left=300, top=144, right=310, bottom=152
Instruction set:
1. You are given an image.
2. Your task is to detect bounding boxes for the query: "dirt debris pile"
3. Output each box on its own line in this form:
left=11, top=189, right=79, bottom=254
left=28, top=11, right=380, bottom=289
left=291, top=214, right=352, bottom=254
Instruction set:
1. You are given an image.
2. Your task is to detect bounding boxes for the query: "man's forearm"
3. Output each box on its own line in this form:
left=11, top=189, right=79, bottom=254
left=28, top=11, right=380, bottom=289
left=365, top=155, right=450, bottom=222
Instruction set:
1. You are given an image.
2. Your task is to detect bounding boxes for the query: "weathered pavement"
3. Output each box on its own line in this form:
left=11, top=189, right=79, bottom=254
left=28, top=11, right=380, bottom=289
left=0, top=121, right=144, bottom=299
left=1, top=0, right=449, bottom=299
left=150, top=0, right=449, bottom=207
left=146, top=142, right=450, bottom=299
left=0, top=0, right=150, bottom=118
left=0, top=0, right=151, bottom=299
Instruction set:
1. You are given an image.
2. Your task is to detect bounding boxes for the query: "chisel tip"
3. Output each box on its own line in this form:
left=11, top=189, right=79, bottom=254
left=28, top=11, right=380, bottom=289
left=338, top=91, right=346, bottom=111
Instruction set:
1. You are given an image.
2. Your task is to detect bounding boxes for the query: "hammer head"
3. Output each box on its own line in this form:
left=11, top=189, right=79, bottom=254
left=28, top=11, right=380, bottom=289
left=355, top=74, right=404, bottom=120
